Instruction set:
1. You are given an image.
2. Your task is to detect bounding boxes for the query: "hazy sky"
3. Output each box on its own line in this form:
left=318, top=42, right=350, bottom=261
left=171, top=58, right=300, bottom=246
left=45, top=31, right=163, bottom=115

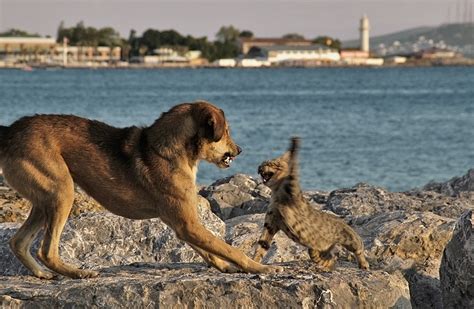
left=0, top=0, right=468, bottom=40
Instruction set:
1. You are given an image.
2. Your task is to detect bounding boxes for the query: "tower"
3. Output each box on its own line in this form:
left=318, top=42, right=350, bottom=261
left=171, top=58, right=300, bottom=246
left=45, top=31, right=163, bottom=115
left=360, top=15, right=370, bottom=53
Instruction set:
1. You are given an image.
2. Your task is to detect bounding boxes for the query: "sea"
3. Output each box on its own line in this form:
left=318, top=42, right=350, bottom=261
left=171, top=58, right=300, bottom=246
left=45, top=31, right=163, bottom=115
left=0, top=67, right=472, bottom=192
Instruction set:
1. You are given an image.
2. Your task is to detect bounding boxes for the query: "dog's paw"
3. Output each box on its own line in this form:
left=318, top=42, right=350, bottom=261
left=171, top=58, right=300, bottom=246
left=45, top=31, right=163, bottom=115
left=262, top=265, right=284, bottom=274
left=73, top=269, right=100, bottom=279
left=33, top=269, right=57, bottom=280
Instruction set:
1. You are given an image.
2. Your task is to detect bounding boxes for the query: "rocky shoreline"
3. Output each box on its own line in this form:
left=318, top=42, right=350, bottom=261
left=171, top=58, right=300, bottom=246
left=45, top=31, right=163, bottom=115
left=1, top=170, right=473, bottom=308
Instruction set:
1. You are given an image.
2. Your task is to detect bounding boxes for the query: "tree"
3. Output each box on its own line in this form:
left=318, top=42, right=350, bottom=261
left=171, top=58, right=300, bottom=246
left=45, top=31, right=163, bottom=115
left=0, top=29, right=40, bottom=37
left=282, top=33, right=305, bottom=40
left=216, top=25, right=240, bottom=43
left=313, top=36, right=341, bottom=50
left=239, top=30, right=254, bottom=39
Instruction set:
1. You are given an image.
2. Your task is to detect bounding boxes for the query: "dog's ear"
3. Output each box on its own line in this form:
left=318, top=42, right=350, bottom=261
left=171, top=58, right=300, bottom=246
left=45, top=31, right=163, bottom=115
left=199, top=107, right=225, bottom=142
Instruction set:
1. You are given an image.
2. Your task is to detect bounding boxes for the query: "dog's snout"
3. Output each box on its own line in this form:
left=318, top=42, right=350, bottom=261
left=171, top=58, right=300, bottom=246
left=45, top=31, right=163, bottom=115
left=236, top=145, right=242, bottom=155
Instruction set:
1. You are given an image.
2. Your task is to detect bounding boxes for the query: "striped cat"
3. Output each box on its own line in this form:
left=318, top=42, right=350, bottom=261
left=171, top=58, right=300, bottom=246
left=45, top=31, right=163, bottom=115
left=254, top=137, right=369, bottom=271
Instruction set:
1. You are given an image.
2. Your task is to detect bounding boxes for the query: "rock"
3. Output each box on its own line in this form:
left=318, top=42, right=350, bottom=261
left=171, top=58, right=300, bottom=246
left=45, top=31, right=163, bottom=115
left=352, top=211, right=455, bottom=309
left=423, top=168, right=474, bottom=197
left=0, top=196, right=224, bottom=276
left=440, top=211, right=474, bottom=308
left=226, top=210, right=454, bottom=309
left=0, top=262, right=411, bottom=309
left=326, top=183, right=473, bottom=219
left=200, top=174, right=270, bottom=220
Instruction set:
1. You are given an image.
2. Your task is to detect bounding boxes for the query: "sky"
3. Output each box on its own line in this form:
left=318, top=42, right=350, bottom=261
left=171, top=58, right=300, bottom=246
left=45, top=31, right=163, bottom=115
left=0, top=0, right=469, bottom=41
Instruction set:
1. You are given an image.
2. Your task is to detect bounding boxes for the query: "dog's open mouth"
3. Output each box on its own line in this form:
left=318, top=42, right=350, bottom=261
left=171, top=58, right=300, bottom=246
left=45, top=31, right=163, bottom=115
left=221, top=153, right=234, bottom=168
left=260, top=171, right=274, bottom=183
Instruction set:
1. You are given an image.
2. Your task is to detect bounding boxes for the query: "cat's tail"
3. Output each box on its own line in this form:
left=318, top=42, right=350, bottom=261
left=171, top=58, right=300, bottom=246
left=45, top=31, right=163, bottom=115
left=284, top=136, right=301, bottom=198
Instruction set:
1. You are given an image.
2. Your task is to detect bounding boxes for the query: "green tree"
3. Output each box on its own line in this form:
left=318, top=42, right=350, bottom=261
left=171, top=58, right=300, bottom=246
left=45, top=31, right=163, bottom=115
left=0, top=29, right=40, bottom=37
left=282, top=33, right=305, bottom=40
left=216, top=25, right=240, bottom=43
left=313, top=36, right=341, bottom=50
left=239, top=30, right=254, bottom=39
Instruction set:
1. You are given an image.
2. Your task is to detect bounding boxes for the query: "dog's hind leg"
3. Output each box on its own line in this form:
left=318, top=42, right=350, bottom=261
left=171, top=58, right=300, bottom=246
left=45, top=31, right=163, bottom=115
left=36, top=173, right=99, bottom=279
left=9, top=206, right=55, bottom=279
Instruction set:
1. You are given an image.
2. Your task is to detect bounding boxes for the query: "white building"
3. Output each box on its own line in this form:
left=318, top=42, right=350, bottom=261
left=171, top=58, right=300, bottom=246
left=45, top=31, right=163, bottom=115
left=212, top=58, right=237, bottom=67
left=247, top=44, right=340, bottom=64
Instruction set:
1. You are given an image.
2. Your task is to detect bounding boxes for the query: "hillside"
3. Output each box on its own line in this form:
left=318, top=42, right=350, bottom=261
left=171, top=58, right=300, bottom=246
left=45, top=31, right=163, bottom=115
left=343, top=23, right=474, bottom=56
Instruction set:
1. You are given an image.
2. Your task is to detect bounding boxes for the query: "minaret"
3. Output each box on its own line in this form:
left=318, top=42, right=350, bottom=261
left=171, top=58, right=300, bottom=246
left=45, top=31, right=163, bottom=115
left=360, top=15, right=370, bottom=52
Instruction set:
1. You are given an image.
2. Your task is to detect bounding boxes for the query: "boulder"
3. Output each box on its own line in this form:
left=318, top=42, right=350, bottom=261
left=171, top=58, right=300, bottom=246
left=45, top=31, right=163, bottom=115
left=200, top=174, right=270, bottom=220
left=440, top=211, right=474, bottom=308
left=353, top=211, right=455, bottom=309
left=0, top=262, right=411, bottom=309
left=0, top=196, right=224, bottom=276
left=326, top=183, right=473, bottom=219
left=423, top=168, right=474, bottom=197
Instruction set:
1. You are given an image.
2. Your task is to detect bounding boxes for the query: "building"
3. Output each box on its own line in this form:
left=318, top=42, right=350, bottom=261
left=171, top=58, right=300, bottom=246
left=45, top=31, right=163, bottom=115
left=0, top=37, right=56, bottom=64
left=131, top=48, right=206, bottom=66
left=360, top=15, right=370, bottom=52
left=212, top=58, right=236, bottom=67
left=0, top=36, right=122, bottom=66
left=416, top=48, right=458, bottom=59
left=247, top=44, right=340, bottom=64
left=53, top=46, right=121, bottom=64
left=239, top=38, right=313, bottom=55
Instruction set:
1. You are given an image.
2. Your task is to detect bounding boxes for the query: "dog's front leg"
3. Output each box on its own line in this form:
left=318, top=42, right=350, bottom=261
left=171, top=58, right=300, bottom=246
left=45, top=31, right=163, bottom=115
left=188, top=244, right=239, bottom=273
left=174, top=220, right=283, bottom=274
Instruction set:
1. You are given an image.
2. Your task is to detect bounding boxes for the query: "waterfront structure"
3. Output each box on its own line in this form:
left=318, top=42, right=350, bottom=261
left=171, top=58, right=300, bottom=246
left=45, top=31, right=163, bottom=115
left=247, top=44, right=340, bottom=64
left=360, top=15, right=370, bottom=52
left=130, top=48, right=206, bottom=66
left=0, top=36, right=122, bottom=66
left=0, top=37, right=56, bottom=64
left=417, top=48, right=458, bottom=59
left=239, top=37, right=313, bottom=55
left=53, top=46, right=121, bottom=64
left=212, top=58, right=237, bottom=67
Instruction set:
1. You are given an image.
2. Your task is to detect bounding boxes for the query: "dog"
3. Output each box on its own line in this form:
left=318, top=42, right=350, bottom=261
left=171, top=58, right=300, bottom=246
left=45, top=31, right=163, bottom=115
left=0, top=101, right=282, bottom=279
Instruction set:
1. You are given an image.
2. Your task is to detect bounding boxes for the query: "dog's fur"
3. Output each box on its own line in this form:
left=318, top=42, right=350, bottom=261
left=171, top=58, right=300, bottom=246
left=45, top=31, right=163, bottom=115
left=0, top=101, right=282, bottom=279
left=254, top=137, right=369, bottom=271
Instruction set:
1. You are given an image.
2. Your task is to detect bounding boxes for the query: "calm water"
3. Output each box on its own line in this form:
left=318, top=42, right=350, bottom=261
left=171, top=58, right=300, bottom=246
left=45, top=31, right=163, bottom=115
left=0, top=67, right=473, bottom=191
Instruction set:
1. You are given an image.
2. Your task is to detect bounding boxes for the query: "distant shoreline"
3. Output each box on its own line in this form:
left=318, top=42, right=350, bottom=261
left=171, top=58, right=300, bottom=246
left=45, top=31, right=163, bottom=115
left=1, top=61, right=474, bottom=70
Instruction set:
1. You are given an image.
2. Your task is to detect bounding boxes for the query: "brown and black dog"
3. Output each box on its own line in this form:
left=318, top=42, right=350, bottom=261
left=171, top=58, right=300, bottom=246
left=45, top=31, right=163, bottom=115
left=0, top=101, right=282, bottom=279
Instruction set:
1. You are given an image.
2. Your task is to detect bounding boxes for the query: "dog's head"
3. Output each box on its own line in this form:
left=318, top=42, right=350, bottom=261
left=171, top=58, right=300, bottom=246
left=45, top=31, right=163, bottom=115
left=193, top=101, right=241, bottom=169
left=258, top=152, right=290, bottom=190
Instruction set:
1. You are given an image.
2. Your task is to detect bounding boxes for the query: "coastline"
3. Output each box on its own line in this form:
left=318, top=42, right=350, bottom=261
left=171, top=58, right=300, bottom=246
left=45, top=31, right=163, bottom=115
left=1, top=58, right=474, bottom=70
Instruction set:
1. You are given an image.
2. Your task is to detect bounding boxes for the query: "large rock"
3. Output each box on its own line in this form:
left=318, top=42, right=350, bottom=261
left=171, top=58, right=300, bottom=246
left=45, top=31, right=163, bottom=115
left=227, top=209, right=455, bottom=308
left=440, top=211, right=474, bottom=308
left=0, top=262, right=411, bottom=308
left=326, top=183, right=473, bottom=219
left=423, top=168, right=474, bottom=197
left=0, top=196, right=224, bottom=276
left=199, top=174, right=271, bottom=220
left=200, top=174, right=329, bottom=220
left=353, top=211, right=455, bottom=308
